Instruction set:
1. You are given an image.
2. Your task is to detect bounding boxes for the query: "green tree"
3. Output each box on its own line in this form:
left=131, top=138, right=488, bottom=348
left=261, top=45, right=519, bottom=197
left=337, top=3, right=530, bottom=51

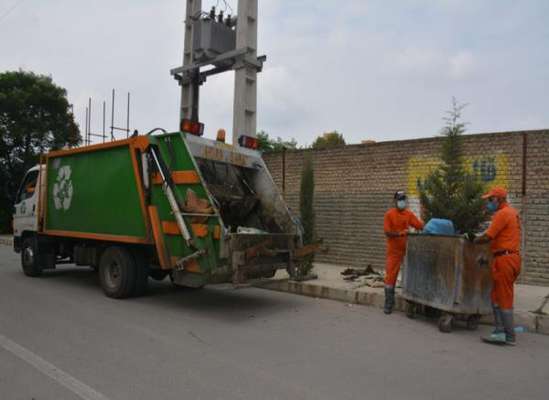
left=257, top=130, right=297, bottom=152
left=0, top=70, right=81, bottom=232
left=300, top=154, right=315, bottom=244
left=418, top=98, right=486, bottom=234
left=311, top=131, right=345, bottom=150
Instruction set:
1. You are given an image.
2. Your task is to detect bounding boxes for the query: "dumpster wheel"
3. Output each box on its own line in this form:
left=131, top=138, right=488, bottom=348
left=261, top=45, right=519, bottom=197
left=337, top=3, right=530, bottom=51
left=438, top=313, right=454, bottom=333
left=405, top=301, right=417, bottom=319
left=466, top=314, right=481, bottom=331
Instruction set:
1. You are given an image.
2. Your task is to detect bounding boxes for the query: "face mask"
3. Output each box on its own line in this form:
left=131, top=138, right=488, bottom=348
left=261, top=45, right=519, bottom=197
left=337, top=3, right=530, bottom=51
left=397, top=200, right=406, bottom=210
left=486, top=200, right=498, bottom=213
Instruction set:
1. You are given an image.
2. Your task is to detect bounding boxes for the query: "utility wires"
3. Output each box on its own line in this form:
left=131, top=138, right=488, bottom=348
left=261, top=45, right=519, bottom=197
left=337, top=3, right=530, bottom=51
left=0, top=0, right=25, bottom=25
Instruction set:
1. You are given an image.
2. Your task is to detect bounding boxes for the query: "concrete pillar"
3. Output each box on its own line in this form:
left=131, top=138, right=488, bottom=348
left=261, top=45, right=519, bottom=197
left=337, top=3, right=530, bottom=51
left=232, top=0, right=258, bottom=145
left=180, top=0, right=202, bottom=123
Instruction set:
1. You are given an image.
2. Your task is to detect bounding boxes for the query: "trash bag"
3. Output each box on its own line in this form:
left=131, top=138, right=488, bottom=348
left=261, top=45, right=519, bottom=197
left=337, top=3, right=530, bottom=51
left=423, top=218, right=456, bottom=235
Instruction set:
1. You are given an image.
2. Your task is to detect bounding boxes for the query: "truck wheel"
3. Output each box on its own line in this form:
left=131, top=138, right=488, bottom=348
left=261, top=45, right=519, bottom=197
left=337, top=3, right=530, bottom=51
left=21, top=237, right=42, bottom=277
left=99, top=247, right=136, bottom=299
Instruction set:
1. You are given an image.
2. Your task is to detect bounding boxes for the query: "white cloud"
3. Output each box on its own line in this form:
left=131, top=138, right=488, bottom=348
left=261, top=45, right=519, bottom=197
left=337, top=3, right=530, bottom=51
left=396, top=46, right=444, bottom=73
left=449, top=51, right=475, bottom=80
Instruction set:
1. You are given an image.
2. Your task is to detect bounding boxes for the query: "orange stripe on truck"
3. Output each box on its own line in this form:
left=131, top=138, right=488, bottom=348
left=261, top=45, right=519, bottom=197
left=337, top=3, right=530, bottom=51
left=47, top=137, right=135, bottom=158
left=191, top=224, right=208, bottom=238
left=162, top=221, right=180, bottom=235
left=213, top=225, right=221, bottom=240
left=132, top=135, right=150, bottom=151
left=148, top=206, right=171, bottom=269
left=43, top=230, right=151, bottom=244
left=162, top=221, right=209, bottom=238
left=151, top=171, right=201, bottom=185
left=129, top=142, right=151, bottom=240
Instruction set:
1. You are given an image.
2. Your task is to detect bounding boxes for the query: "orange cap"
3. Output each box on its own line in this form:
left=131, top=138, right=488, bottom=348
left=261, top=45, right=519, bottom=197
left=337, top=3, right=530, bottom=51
left=482, top=186, right=508, bottom=200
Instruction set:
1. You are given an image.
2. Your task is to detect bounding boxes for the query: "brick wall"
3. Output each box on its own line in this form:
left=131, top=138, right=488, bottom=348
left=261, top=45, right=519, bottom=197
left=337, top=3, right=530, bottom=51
left=263, top=130, right=549, bottom=286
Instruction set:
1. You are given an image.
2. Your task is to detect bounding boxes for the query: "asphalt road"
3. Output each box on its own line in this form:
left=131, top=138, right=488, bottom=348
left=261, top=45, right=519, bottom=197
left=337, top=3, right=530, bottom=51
left=1, top=245, right=548, bottom=400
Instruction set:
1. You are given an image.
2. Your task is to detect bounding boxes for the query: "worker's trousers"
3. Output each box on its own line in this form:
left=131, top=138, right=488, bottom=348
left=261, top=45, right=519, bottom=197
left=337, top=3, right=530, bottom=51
left=491, top=254, right=521, bottom=310
left=385, top=252, right=405, bottom=287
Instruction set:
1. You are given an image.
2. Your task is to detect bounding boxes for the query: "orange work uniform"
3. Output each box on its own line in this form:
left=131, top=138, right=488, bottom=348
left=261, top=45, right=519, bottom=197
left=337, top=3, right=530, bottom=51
left=486, top=202, right=521, bottom=310
left=383, top=208, right=424, bottom=286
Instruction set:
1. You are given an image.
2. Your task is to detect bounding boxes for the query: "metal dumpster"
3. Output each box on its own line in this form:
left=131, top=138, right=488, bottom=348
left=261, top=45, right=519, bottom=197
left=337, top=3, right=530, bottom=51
left=401, top=234, right=493, bottom=332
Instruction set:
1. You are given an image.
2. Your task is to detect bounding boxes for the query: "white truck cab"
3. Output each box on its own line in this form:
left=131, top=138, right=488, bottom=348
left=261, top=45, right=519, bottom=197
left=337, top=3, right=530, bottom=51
left=13, top=165, right=43, bottom=252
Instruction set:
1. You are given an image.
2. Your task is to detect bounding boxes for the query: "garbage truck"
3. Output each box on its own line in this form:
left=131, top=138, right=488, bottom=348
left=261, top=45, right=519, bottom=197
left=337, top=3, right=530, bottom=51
left=12, top=126, right=310, bottom=298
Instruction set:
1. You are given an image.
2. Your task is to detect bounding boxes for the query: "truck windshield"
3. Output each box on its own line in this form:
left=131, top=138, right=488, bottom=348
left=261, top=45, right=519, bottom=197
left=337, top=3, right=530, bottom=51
left=16, top=170, right=39, bottom=203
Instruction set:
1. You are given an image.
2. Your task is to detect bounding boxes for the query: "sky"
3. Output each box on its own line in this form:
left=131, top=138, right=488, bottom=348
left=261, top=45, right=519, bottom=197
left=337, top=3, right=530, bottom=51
left=1, top=0, right=548, bottom=146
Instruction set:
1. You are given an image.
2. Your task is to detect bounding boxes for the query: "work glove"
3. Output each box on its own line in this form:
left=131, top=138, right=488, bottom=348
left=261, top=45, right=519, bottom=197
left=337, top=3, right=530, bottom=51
left=463, top=232, right=476, bottom=242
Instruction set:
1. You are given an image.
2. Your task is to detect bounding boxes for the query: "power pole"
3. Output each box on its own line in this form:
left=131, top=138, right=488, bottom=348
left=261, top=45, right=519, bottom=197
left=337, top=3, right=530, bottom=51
left=232, top=0, right=258, bottom=145
left=173, top=0, right=265, bottom=146
left=180, top=0, right=202, bottom=122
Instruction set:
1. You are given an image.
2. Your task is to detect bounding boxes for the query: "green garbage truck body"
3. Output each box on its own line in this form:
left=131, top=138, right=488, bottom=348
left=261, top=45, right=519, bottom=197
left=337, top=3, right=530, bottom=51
left=13, top=131, right=306, bottom=298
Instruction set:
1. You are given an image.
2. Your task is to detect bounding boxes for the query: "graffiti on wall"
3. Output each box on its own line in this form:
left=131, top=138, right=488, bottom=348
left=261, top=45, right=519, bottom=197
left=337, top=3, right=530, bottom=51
left=407, top=154, right=509, bottom=196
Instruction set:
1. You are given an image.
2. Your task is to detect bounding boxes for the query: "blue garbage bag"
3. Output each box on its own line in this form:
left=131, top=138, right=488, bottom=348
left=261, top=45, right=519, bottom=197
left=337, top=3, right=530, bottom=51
left=423, top=218, right=456, bottom=235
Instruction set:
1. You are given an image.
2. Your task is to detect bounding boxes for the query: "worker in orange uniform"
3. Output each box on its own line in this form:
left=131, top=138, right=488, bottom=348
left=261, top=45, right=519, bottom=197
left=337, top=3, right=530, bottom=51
left=383, top=191, right=424, bottom=314
left=474, top=186, right=521, bottom=345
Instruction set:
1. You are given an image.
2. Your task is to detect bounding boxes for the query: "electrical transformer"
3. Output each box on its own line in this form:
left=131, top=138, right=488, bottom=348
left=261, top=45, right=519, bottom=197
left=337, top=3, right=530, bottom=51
left=192, top=19, right=236, bottom=66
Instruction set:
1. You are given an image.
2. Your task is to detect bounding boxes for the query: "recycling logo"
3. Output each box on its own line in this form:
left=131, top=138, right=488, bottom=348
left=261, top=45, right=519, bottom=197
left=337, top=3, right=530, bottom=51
left=53, top=165, right=74, bottom=211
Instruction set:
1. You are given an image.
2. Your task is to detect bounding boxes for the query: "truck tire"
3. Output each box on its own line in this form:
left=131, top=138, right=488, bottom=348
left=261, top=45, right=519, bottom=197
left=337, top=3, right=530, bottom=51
left=21, top=237, right=43, bottom=277
left=99, top=247, right=137, bottom=299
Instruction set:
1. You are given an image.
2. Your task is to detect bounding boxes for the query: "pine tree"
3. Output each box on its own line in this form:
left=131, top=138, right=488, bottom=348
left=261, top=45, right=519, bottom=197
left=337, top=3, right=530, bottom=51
left=298, top=154, right=315, bottom=276
left=418, top=99, right=486, bottom=234
left=300, top=154, right=315, bottom=244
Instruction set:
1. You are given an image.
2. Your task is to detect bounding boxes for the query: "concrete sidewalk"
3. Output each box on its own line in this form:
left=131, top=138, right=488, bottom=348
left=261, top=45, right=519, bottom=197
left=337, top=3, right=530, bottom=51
left=256, top=263, right=549, bottom=335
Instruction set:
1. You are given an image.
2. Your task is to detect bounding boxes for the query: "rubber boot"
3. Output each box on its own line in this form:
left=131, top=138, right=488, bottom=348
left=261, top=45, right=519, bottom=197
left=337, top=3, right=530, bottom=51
left=384, top=287, right=395, bottom=315
left=482, top=304, right=507, bottom=344
left=492, top=304, right=504, bottom=334
left=501, top=309, right=516, bottom=346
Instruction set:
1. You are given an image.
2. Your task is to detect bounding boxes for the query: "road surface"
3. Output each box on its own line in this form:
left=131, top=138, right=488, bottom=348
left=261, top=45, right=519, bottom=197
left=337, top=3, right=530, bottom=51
left=0, top=245, right=548, bottom=400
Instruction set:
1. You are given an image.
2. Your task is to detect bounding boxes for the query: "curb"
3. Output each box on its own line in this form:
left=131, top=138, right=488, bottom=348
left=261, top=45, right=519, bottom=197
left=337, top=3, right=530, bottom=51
left=255, top=278, right=549, bottom=336
left=257, top=279, right=386, bottom=309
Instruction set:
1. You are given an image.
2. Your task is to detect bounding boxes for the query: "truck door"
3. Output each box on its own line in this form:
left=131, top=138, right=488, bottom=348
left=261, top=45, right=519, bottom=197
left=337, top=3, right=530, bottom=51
left=13, top=169, right=39, bottom=237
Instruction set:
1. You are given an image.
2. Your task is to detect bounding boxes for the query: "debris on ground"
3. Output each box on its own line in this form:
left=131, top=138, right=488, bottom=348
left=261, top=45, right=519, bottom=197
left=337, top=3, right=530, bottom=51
left=341, top=265, right=386, bottom=288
